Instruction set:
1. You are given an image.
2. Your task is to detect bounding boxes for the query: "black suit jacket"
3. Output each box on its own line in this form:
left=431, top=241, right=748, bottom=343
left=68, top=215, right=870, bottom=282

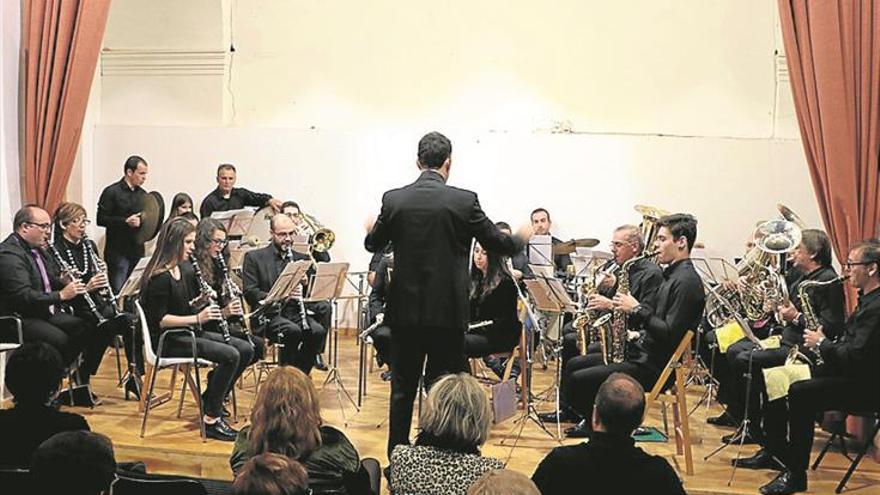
left=781, top=265, right=846, bottom=346
left=0, top=234, right=66, bottom=319
left=819, top=286, right=880, bottom=393
left=364, top=171, right=520, bottom=330
left=0, top=405, right=90, bottom=468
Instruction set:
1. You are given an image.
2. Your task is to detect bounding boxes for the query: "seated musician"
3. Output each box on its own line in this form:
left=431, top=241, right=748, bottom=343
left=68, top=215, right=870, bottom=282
left=167, top=192, right=195, bottom=222
left=0, top=205, right=89, bottom=370
left=559, top=225, right=663, bottom=368
left=753, top=239, right=880, bottom=495
left=551, top=214, right=705, bottom=438
left=200, top=163, right=283, bottom=219
left=496, top=221, right=531, bottom=280
left=724, top=229, right=845, bottom=446
left=190, top=218, right=265, bottom=365
left=463, top=242, right=522, bottom=379
left=52, top=202, right=139, bottom=396
left=241, top=214, right=327, bottom=375
left=368, top=250, right=393, bottom=381
left=280, top=200, right=333, bottom=370
left=139, top=217, right=250, bottom=441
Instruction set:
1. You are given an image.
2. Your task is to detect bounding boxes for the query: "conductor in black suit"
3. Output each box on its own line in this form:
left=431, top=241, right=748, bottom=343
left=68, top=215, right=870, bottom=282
left=364, top=131, right=526, bottom=456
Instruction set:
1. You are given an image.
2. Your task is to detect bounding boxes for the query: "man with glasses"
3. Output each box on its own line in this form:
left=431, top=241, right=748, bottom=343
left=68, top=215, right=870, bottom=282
left=756, top=239, right=880, bottom=495
left=241, top=214, right=326, bottom=374
left=0, top=205, right=90, bottom=367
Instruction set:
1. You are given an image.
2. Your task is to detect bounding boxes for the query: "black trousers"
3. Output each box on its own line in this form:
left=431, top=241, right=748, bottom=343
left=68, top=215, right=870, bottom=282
left=160, top=331, right=254, bottom=418
left=764, top=373, right=875, bottom=473
left=22, top=313, right=89, bottom=367
left=726, top=340, right=790, bottom=423
left=263, top=311, right=327, bottom=375
left=306, top=300, right=332, bottom=353
left=77, top=307, right=132, bottom=380
left=387, top=324, right=467, bottom=457
left=563, top=353, right=658, bottom=417
left=106, top=250, right=140, bottom=294
left=370, top=324, right=392, bottom=368
left=561, top=322, right=578, bottom=367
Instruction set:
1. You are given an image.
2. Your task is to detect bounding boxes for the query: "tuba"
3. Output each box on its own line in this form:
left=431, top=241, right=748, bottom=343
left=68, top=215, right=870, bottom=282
left=295, top=211, right=335, bottom=253
left=634, top=205, right=669, bottom=256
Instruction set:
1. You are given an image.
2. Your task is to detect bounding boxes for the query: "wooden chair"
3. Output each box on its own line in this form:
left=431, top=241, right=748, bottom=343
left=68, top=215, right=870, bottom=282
left=644, top=330, right=695, bottom=476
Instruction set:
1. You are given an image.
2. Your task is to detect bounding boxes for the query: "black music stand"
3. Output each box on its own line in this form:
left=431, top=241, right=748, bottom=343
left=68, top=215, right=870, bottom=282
left=115, top=257, right=151, bottom=399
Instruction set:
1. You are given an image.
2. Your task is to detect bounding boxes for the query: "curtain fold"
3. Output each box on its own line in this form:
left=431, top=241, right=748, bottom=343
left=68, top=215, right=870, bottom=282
left=22, top=0, right=111, bottom=213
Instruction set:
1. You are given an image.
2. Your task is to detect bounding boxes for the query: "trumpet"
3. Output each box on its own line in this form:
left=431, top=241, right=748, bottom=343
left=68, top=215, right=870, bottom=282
left=294, top=211, right=335, bottom=253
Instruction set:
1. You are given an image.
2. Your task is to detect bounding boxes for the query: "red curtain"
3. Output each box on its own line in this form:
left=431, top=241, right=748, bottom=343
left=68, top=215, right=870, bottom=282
left=21, top=0, right=111, bottom=213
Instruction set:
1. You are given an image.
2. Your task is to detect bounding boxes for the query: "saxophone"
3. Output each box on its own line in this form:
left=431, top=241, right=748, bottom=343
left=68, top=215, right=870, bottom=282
left=573, top=262, right=617, bottom=356
left=797, top=275, right=847, bottom=366
left=608, top=250, right=657, bottom=363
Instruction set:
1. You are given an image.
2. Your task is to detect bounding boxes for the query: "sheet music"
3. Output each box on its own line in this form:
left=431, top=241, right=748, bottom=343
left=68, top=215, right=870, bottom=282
left=528, top=235, right=553, bottom=266
left=209, top=207, right=256, bottom=221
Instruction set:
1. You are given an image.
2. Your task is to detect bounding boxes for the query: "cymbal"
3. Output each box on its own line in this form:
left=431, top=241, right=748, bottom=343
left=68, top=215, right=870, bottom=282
left=552, top=238, right=600, bottom=256
left=133, top=191, right=165, bottom=245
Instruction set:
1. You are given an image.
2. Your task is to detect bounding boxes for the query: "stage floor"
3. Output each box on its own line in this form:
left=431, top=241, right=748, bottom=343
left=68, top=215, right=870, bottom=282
left=23, top=335, right=880, bottom=495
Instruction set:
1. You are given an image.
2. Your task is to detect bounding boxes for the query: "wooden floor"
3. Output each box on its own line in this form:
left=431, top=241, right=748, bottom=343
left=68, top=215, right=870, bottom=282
left=17, top=334, right=880, bottom=495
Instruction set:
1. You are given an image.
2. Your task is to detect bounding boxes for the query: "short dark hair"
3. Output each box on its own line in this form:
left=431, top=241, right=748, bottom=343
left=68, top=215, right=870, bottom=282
left=12, top=204, right=40, bottom=230
left=495, top=221, right=511, bottom=231
left=530, top=208, right=550, bottom=223
left=218, top=163, right=237, bottom=175
left=657, top=213, right=698, bottom=251
left=417, top=132, right=452, bottom=169
left=281, top=200, right=300, bottom=211
left=233, top=453, right=309, bottom=495
left=5, top=342, right=65, bottom=406
left=595, top=373, right=645, bottom=436
left=851, top=239, right=880, bottom=273
left=123, top=155, right=146, bottom=174
left=32, top=431, right=116, bottom=495
left=801, top=229, right=833, bottom=267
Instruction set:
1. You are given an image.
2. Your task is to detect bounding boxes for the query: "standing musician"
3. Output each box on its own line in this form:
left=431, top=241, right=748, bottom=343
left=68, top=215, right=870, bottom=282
left=753, top=240, right=880, bottom=495
left=364, top=131, right=525, bottom=457
left=190, top=218, right=265, bottom=366
left=463, top=242, right=522, bottom=379
left=241, top=214, right=327, bottom=375
left=724, top=229, right=845, bottom=445
left=139, top=218, right=250, bottom=441
left=199, top=163, right=283, bottom=219
left=0, top=206, right=89, bottom=368
left=97, top=155, right=149, bottom=292
left=528, top=208, right=572, bottom=276
left=51, top=202, right=140, bottom=395
left=368, top=250, right=393, bottom=381
left=556, top=214, right=705, bottom=438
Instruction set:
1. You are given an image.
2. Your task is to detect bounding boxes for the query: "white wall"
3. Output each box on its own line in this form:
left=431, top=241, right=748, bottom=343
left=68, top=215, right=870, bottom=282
left=0, top=0, right=21, bottom=234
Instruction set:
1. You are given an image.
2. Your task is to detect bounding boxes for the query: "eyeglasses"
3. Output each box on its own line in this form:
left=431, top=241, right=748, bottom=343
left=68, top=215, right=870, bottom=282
left=210, top=238, right=228, bottom=246
left=844, top=260, right=875, bottom=269
left=70, top=217, right=91, bottom=226
left=25, top=222, right=52, bottom=231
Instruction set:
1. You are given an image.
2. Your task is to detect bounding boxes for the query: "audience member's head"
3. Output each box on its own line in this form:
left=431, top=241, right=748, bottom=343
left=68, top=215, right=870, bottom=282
left=31, top=431, right=116, bottom=495
left=233, top=453, right=309, bottom=495
left=418, top=373, right=493, bottom=453
left=250, top=367, right=322, bottom=460
left=591, top=373, right=646, bottom=436
left=467, top=469, right=540, bottom=495
left=5, top=342, right=65, bottom=407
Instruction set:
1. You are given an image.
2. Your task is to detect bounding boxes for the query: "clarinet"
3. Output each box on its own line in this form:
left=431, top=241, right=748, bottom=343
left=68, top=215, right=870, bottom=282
left=47, top=240, right=108, bottom=327
left=216, top=253, right=244, bottom=325
left=190, top=254, right=232, bottom=344
left=81, top=233, right=124, bottom=316
left=284, top=246, right=311, bottom=331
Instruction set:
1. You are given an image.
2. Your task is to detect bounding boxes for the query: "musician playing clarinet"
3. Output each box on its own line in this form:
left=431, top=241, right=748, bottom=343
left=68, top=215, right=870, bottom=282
left=140, top=218, right=251, bottom=441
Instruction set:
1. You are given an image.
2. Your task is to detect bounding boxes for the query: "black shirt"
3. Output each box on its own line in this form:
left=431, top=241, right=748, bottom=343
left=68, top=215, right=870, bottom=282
left=469, top=276, right=522, bottom=351
left=630, top=258, right=706, bottom=371
left=199, top=187, right=272, bottom=219
left=0, top=404, right=90, bottom=468
left=97, top=178, right=148, bottom=258
left=781, top=265, right=846, bottom=346
left=532, top=431, right=686, bottom=495
left=818, top=285, right=880, bottom=392
left=142, top=267, right=197, bottom=343
left=369, top=256, right=392, bottom=322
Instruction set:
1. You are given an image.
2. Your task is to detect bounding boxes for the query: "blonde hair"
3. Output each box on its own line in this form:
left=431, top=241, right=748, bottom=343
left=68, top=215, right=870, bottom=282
left=467, top=469, right=540, bottom=495
left=249, top=367, right=322, bottom=460
left=419, top=373, right=493, bottom=451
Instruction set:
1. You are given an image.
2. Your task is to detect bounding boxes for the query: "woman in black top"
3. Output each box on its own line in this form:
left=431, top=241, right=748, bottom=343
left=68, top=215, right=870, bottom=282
left=139, top=217, right=247, bottom=441
left=463, top=242, right=522, bottom=377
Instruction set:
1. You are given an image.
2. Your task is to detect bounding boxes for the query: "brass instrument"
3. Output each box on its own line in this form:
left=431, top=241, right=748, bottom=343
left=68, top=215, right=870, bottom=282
left=294, top=211, right=335, bottom=253
left=48, top=226, right=108, bottom=327
left=634, top=204, right=670, bottom=255
left=797, top=275, right=848, bottom=366
left=285, top=246, right=311, bottom=331
left=573, top=262, right=617, bottom=356
left=189, top=254, right=232, bottom=343
left=608, top=250, right=656, bottom=363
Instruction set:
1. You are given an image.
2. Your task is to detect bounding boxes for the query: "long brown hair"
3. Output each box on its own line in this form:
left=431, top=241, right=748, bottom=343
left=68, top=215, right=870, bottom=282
left=139, top=217, right=196, bottom=294
left=194, top=218, right=227, bottom=285
left=249, top=367, right=322, bottom=460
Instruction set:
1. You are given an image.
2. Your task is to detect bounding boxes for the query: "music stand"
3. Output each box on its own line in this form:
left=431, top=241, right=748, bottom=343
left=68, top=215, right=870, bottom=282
left=308, top=262, right=358, bottom=424
left=211, top=208, right=257, bottom=240
left=527, top=235, right=554, bottom=267
left=249, top=260, right=312, bottom=319
left=116, top=257, right=150, bottom=397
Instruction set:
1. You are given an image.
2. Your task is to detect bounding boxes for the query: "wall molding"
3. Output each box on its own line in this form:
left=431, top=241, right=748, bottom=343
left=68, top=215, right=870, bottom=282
left=101, top=49, right=229, bottom=76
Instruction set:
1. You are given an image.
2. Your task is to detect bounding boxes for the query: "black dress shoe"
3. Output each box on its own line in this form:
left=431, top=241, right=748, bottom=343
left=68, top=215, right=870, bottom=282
left=565, top=419, right=592, bottom=438
left=759, top=470, right=807, bottom=495
left=205, top=418, right=238, bottom=441
left=722, top=426, right=762, bottom=445
left=380, top=370, right=392, bottom=382
left=538, top=409, right=580, bottom=424
left=733, top=448, right=785, bottom=471
left=707, top=412, right=739, bottom=428
left=315, top=355, right=328, bottom=371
